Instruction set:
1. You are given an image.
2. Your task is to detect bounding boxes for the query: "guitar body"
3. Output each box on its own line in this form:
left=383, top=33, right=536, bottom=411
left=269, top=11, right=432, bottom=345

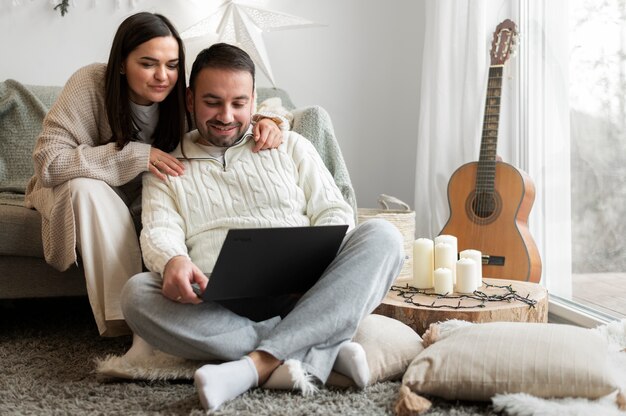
left=441, top=161, right=542, bottom=282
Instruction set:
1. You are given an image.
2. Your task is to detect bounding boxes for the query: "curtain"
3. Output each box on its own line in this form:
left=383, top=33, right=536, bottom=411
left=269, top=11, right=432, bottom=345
left=414, top=0, right=518, bottom=239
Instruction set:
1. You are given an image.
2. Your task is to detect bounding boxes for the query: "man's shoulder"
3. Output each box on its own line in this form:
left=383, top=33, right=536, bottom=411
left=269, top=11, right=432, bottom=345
left=282, top=130, right=313, bottom=151
left=170, top=130, right=200, bottom=158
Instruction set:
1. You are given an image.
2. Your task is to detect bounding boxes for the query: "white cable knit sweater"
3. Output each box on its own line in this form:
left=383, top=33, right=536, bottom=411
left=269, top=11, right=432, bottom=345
left=140, top=129, right=355, bottom=275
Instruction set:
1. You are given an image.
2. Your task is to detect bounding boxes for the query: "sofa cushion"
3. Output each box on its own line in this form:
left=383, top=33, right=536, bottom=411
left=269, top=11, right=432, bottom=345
left=0, top=195, right=44, bottom=258
left=0, top=80, right=60, bottom=193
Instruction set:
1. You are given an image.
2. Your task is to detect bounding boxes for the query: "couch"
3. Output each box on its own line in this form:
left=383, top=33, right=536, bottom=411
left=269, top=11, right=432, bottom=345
left=0, top=79, right=356, bottom=300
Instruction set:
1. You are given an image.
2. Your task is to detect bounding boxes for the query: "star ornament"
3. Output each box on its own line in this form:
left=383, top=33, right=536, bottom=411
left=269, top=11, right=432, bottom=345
left=181, top=0, right=322, bottom=87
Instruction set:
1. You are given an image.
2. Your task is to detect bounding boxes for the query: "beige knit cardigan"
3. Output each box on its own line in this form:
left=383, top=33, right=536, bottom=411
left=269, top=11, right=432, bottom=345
left=25, top=63, right=152, bottom=271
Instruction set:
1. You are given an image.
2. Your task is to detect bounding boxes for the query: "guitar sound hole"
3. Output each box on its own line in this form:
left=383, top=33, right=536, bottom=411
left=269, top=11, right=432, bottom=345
left=466, top=191, right=502, bottom=225
left=472, top=193, right=496, bottom=217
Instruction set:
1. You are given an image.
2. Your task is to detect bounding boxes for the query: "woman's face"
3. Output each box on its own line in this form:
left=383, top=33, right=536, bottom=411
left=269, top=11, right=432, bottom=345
left=122, top=35, right=179, bottom=106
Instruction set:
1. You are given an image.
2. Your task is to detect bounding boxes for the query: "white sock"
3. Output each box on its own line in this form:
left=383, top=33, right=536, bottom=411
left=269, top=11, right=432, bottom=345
left=194, top=356, right=259, bottom=411
left=122, top=334, right=155, bottom=362
left=332, top=342, right=370, bottom=388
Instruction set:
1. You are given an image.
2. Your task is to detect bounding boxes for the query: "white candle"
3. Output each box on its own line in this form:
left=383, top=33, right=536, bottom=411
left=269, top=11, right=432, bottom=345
left=435, top=242, right=457, bottom=284
left=456, top=257, right=477, bottom=294
left=435, top=235, right=458, bottom=261
left=460, top=249, right=483, bottom=288
left=412, top=238, right=434, bottom=288
left=433, top=268, right=453, bottom=295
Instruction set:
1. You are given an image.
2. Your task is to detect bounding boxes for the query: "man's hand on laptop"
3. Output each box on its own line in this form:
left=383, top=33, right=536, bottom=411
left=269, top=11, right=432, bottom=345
left=162, top=255, right=208, bottom=305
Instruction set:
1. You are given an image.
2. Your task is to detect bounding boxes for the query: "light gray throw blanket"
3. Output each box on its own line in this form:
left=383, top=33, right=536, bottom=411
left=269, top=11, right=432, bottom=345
left=0, top=80, right=60, bottom=194
left=292, top=105, right=357, bottom=218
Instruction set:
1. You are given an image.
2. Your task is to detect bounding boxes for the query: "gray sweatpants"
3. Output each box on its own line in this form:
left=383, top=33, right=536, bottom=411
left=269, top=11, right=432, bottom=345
left=120, top=219, right=404, bottom=383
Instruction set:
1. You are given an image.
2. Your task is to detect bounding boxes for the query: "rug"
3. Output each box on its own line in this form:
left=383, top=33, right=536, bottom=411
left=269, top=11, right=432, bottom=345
left=0, top=297, right=497, bottom=416
left=96, top=309, right=626, bottom=416
left=5, top=297, right=623, bottom=415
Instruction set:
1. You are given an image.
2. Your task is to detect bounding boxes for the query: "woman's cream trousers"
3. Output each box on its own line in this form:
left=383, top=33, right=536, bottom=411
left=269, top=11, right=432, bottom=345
left=69, top=177, right=143, bottom=336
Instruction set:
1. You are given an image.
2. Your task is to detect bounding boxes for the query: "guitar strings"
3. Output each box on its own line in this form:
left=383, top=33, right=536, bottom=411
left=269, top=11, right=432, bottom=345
left=474, top=65, right=503, bottom=258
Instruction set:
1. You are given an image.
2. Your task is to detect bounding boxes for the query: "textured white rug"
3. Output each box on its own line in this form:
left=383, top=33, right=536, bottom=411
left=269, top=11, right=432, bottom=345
left=492, top=391, right=625, bottom=416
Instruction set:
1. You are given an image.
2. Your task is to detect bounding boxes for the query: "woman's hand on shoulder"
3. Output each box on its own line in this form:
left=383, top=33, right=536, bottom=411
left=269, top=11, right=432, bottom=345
left=252, top=118, right=284, bottom=152
left=149, top=148, right=185, bottom=181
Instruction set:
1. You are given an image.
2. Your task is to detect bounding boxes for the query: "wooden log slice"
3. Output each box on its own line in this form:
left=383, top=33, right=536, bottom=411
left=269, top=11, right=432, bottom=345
left=373, top=278, right=548, bottom=335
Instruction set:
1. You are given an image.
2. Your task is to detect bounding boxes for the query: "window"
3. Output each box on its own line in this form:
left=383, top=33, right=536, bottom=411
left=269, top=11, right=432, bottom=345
left=569, top=0, right=626, bottom=320
left=520, top=0, right=624, bottom=325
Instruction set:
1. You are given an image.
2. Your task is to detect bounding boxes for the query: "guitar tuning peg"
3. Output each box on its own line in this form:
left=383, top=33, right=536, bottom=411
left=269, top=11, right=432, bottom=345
left=510, top=33, right=521, bottom=57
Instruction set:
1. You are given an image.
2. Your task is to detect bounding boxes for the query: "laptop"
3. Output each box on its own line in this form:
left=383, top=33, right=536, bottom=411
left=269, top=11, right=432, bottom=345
left=198, top=225, right=349, bottom=301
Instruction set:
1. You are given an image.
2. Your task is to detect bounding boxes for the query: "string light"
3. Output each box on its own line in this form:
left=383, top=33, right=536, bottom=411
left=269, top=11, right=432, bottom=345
left=390, top=281, right=538, bottom=310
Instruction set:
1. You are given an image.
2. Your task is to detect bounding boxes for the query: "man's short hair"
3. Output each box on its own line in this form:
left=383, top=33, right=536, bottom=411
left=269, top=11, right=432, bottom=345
left=189, top=43, right=256, bottom=91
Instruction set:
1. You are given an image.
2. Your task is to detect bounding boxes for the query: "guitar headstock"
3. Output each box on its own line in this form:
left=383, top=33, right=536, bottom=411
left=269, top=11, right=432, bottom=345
left=490, top=19, right=518, bottom=66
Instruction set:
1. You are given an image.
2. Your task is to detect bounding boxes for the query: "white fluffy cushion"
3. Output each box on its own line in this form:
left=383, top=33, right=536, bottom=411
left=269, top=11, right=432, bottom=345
left=402, top=321, right=621, bottom=401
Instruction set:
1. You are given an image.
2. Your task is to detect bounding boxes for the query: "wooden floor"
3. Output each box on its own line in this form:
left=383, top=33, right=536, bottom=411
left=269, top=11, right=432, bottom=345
left=572, top=272, right=626, bottom=319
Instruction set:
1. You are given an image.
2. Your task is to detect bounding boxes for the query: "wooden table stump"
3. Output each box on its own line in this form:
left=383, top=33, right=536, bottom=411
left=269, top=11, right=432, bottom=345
left=373, top=278, right=548, bottom=335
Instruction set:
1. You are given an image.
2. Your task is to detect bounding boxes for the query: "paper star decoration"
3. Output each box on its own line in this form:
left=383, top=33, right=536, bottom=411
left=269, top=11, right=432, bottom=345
left=181, top=0, right=322, bottom=87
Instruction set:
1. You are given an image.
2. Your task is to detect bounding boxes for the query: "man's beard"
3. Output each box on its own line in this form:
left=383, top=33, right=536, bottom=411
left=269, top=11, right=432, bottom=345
left=198, top=120, right=248, bottom=147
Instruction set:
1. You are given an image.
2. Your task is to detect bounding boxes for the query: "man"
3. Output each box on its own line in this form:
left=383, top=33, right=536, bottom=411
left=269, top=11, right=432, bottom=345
left=121, top=43, right=404, bottom=411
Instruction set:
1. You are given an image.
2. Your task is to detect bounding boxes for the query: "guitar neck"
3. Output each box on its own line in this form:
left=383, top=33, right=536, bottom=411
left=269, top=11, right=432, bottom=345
left=476, top=65, right=503, bottom=193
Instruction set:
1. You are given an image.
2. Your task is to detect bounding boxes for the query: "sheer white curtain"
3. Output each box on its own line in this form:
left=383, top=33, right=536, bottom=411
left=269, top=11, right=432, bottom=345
left=414, top=0, right=519, bottom=239
left=522, top=0, right=572, bottom=296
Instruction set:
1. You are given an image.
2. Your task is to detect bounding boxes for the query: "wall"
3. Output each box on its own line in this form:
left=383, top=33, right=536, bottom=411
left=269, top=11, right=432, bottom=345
left=0, top=0, right=424, bottom=209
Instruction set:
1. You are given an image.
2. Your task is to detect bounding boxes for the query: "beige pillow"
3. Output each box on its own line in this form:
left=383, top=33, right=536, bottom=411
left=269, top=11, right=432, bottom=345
left=327, top=314, right=424, bottom=386
left=403, top=321, right=619, bottom=401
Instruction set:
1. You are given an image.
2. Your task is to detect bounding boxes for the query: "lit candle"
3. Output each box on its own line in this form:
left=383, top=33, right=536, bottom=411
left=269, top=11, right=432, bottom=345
left=460, top=249, right=483, bottom=288
left=412, top=238, right=434, bottom=288
left=435, top=242, right=457, bottom=284
left=456, top=257, right=477, bottom=294
left=433, top=268, right=453, bottom=295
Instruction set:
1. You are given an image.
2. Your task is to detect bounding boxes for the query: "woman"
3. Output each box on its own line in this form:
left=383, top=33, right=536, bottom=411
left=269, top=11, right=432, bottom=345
left=25, top=12, right=285, bottom=337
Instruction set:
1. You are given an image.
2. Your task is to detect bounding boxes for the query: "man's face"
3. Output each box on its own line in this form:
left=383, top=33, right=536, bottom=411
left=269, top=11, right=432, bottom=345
left=187, top=67, right=254, bottom=147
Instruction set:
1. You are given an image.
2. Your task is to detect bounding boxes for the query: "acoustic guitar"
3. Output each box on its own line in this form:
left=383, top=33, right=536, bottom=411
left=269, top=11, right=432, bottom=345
left=440, top=19, right=542, bottom=283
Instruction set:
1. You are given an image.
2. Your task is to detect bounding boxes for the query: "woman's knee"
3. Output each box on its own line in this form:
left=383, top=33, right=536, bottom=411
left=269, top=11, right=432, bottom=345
left=68, top=177, right=110, bottom=196
left=69, top=178, right=119, bottom=208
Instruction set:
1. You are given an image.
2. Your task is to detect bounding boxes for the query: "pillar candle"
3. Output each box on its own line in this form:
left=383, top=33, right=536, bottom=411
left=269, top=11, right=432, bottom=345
left=460, top=249, right=483, bottom=288
left=433, top=268, right=453, bottom=295
left=435, top=242, right=456, bottom=284
left=435, top=234, right=458, bottom=260
left=412, top=238, right=434, bottom=289
left=456, top=257, right=477, bottom=294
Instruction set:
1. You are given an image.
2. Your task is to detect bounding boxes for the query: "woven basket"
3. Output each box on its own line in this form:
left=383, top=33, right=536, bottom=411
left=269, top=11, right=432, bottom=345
left=357, top=194, right=415, bottom=283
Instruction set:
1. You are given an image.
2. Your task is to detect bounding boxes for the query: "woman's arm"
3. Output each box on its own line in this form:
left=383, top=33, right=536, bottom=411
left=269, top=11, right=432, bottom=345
left=32, top=64, right=152, bottom=188
left=250, top=96, right=294, bottom=152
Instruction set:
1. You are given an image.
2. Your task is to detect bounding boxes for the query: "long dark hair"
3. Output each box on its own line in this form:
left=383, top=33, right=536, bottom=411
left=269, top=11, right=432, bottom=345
left=105, top=12, right=188, bottom=152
